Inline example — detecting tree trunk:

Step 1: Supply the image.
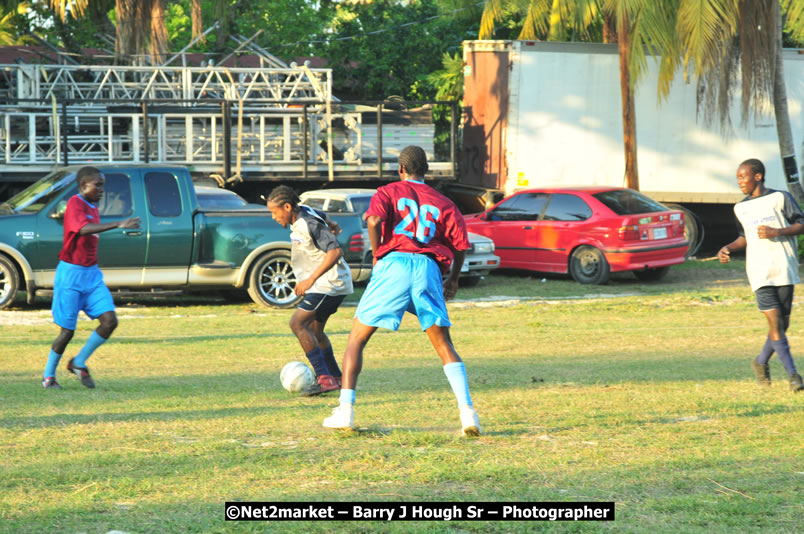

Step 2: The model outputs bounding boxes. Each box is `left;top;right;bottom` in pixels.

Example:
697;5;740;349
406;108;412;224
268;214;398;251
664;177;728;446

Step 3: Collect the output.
192;0;204;43
149;0;169;64
772;1;804;202
618;13;639;190
602;11;617;44
115;0;146;64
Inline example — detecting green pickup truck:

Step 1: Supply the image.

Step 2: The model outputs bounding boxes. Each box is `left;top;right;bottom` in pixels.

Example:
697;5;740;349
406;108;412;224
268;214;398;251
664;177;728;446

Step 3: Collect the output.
0;165;368;309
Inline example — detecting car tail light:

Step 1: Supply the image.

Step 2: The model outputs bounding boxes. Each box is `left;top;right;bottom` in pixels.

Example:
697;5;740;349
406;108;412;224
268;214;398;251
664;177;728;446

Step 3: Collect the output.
618;222;640;241
348;233;364;252
671;212;684;237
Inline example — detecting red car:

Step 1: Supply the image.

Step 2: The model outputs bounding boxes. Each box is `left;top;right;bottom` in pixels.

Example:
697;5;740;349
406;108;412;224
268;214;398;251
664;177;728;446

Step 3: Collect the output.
464;186;688;284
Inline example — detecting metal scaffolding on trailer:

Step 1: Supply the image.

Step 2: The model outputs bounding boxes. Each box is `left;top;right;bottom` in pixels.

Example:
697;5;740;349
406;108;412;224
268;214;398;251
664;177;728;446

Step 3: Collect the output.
0;61;454;184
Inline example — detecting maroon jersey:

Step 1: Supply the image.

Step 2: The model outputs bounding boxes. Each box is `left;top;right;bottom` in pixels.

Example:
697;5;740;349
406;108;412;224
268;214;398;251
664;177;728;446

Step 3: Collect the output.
366;179;470;273
59;194;100;266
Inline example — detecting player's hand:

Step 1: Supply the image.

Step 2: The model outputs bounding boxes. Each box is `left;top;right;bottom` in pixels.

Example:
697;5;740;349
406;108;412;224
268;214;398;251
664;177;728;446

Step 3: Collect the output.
119;217;141;229
327;221;342;236
717;246;731;263
294;277;313;296
443;278;459;301
757;225;779;239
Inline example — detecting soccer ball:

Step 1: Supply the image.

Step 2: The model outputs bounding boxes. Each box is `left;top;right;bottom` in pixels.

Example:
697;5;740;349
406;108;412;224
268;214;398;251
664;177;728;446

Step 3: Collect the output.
280;361;314;392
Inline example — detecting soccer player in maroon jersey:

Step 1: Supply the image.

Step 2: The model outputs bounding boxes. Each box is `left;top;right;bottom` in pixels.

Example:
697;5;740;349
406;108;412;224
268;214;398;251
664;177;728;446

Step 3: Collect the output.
323;145;481;435
42;167;140;389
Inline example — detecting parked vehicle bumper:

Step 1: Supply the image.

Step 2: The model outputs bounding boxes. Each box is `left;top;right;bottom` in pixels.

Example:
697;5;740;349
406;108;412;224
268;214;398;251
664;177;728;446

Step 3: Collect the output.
350;262;373;283
603;240;689;272
461;252;500;277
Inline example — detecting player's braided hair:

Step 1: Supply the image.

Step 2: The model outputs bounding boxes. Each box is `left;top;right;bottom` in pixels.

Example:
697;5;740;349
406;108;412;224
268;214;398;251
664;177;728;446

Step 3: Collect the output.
266;185;300;210
399;145;429;177
740;158;766;182
77;166;103;185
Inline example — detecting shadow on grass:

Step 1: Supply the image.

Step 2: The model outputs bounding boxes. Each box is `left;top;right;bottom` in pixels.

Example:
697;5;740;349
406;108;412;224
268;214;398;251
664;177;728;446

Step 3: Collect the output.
3;331;302;346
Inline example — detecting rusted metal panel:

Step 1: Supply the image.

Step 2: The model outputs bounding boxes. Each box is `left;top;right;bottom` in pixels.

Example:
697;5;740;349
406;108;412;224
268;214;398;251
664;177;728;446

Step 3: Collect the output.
461;42;509;190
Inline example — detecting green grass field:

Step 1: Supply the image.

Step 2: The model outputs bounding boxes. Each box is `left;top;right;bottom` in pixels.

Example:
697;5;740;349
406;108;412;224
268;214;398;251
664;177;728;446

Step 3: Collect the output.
1;259;802;533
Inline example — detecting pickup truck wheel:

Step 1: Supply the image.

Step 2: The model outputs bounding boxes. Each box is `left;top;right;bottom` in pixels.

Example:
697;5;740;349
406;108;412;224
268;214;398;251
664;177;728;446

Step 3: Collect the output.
247;250;302;308
569;246;610;285
0;255;20;309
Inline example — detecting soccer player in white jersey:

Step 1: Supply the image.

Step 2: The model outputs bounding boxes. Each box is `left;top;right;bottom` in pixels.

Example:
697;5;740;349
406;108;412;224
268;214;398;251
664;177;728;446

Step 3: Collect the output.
266;186;354;396
718;159;804;392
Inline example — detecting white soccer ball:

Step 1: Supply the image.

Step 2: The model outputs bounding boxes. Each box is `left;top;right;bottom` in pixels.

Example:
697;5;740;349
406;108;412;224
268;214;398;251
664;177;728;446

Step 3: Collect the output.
280;361;314;392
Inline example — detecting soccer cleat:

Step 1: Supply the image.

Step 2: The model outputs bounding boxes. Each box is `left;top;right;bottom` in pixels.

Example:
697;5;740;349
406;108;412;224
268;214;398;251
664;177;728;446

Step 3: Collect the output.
41;376;62;389
790;373;804;393
300;374;340;397
751;360;771;387
323;404;354;430
66;358;96;389
460;406;481;437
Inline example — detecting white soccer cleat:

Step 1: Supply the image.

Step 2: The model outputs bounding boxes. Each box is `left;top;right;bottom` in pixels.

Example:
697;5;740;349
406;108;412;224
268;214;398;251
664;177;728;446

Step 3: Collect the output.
323;404;354;430
460;406;481;436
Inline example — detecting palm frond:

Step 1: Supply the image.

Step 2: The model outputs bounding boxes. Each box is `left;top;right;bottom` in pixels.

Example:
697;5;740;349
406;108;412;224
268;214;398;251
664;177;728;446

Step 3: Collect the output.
479;0;506;39
676;0;738;76
782;0;804;41
519;0;552;40
50;0;89;22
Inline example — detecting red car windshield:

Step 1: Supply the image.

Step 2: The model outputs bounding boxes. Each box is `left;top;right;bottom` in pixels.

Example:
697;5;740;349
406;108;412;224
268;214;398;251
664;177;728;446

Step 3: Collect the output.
593;190;668;215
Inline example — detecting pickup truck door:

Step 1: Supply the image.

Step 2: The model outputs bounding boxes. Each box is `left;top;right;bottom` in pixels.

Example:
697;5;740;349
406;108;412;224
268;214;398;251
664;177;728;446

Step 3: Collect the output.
36;170;148;286
141;169;194;285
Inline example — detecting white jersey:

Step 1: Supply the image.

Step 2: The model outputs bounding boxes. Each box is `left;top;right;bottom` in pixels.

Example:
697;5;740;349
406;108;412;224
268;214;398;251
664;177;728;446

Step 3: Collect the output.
734;189;804;291
289;207;353;296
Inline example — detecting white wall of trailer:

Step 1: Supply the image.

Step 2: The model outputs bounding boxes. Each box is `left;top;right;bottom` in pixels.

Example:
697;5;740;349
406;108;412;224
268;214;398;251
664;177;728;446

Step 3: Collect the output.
503;41;804;201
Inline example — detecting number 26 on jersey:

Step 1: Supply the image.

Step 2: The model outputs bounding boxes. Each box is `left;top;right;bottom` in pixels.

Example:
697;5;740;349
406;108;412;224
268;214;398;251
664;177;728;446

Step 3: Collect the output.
394;197;441;244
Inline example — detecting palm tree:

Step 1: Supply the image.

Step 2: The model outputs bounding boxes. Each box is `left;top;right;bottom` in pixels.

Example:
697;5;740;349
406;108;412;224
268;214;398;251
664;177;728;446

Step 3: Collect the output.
0;2;29;46
661;0;804;201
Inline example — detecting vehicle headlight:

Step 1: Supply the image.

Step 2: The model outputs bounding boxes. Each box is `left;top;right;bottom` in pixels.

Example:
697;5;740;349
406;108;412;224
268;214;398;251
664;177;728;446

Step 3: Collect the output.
473;241;494;254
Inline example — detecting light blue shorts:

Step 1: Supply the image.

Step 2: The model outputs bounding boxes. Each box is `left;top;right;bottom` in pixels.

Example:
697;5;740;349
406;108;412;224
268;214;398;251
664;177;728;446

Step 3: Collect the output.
356;252;451;331
52;261;115;330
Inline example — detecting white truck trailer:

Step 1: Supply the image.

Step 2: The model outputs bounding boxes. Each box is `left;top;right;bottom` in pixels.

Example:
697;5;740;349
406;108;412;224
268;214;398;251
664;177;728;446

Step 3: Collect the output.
461;40;804;254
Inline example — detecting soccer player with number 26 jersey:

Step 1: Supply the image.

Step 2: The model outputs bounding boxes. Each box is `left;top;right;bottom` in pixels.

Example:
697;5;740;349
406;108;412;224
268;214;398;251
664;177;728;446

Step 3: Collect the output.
323;145;481;435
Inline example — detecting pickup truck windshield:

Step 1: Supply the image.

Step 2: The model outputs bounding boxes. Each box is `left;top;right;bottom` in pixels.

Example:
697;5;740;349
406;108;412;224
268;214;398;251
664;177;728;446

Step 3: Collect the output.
2;171;75;214
349;196;372;218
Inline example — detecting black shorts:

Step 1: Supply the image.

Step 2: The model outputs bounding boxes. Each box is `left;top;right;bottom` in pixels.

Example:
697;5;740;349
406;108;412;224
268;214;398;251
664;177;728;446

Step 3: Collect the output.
298;293;346;322
755;285;794;316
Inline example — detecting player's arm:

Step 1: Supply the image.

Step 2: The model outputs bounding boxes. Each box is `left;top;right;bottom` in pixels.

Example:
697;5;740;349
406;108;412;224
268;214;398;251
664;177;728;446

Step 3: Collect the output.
366;214;383;266
325;217;341;236
79;217;141;235
443;249;466;301
718;236;747;263
758;193;804;238
757;223;804;239
294;247;342;296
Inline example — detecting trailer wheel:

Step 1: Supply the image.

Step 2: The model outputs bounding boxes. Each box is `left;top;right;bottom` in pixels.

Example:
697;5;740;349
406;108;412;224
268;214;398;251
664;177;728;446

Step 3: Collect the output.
633;266;670;282
664;204;704;257
569;246;610;285
0;255;19;309
246;250;302;308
